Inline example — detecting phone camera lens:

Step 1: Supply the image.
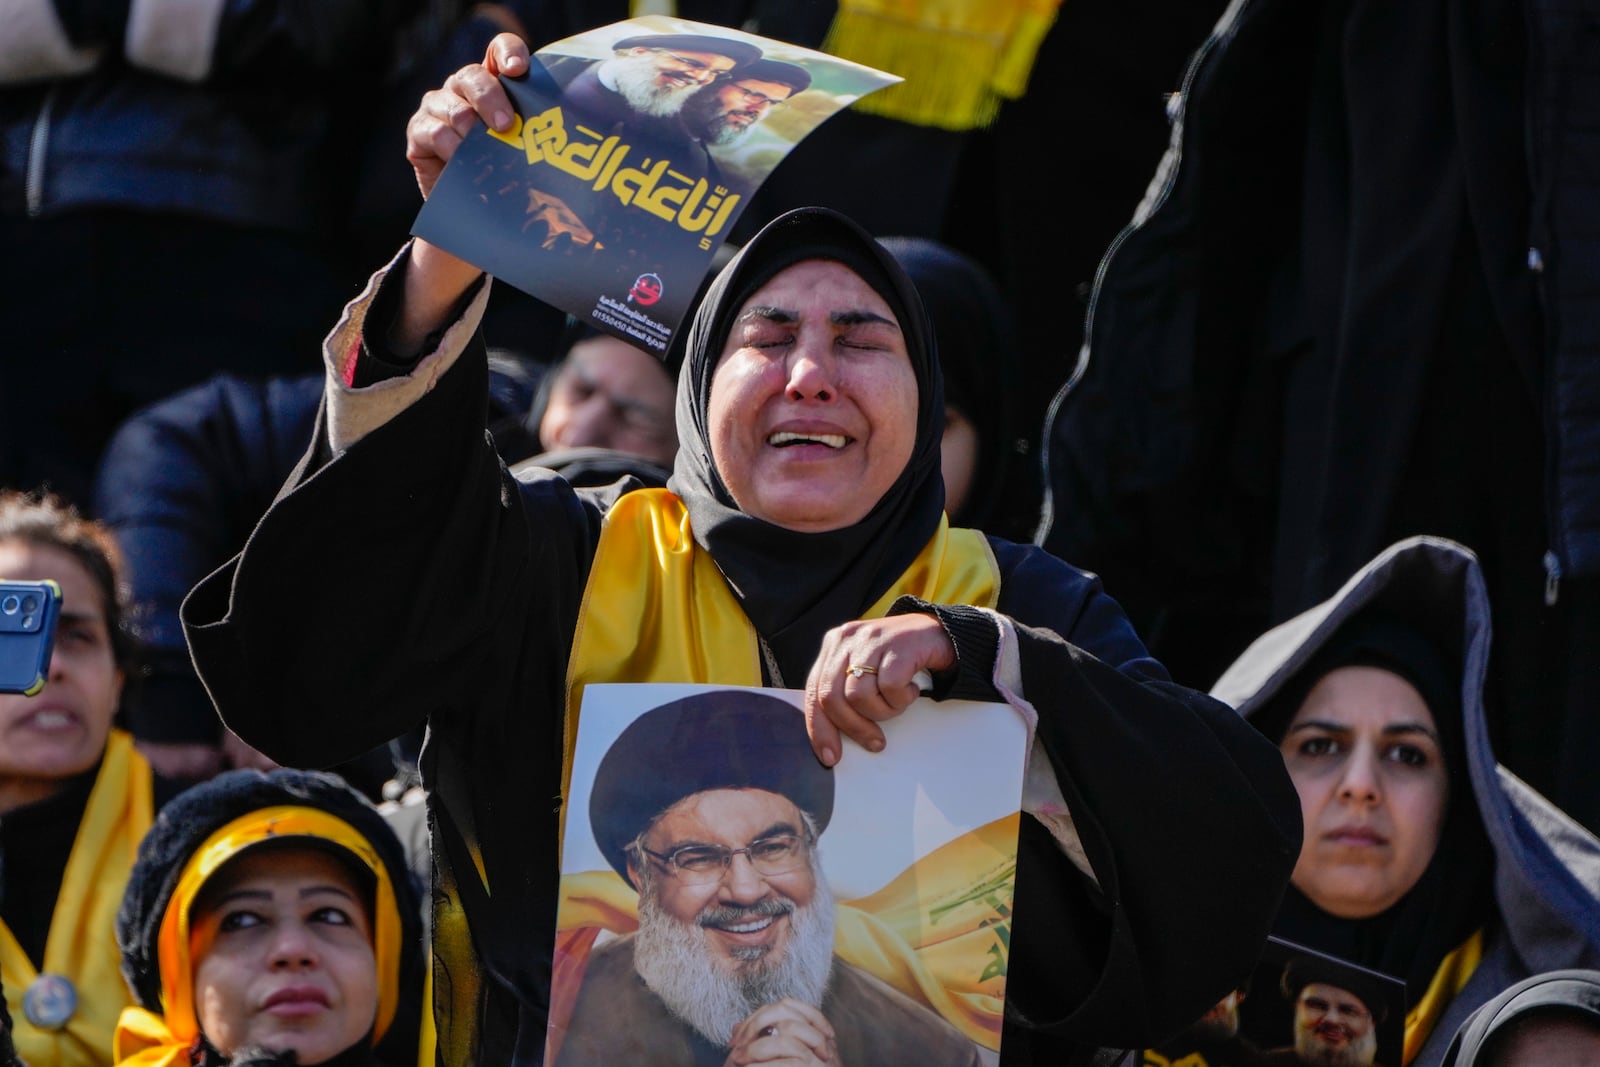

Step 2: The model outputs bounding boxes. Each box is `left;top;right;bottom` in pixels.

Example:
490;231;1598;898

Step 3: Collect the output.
20;594;39;613
1;595;19;614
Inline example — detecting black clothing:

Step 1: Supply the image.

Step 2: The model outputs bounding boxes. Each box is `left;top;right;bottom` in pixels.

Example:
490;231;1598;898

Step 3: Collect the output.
1037;0;1600;833
0;767;95;970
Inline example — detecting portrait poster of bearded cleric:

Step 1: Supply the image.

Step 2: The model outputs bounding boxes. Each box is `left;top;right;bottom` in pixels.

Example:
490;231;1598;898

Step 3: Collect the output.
412;16;898;361
547;683;1028;1066
1145;936;1406;1067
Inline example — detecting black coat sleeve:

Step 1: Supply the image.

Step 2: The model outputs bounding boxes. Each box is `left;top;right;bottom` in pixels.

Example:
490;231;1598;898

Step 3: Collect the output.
984;542;1302;1059
180;327;599;771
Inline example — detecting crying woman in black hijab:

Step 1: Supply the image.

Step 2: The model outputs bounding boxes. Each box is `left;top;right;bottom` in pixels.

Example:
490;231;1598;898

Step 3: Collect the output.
190;33;1307;1058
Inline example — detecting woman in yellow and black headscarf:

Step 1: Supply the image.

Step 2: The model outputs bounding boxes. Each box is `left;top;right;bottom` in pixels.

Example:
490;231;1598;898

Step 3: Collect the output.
112;768;424;1067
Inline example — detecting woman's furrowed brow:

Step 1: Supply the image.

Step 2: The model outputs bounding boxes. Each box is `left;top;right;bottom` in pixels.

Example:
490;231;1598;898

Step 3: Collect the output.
738;305;797;326
831;310;899;330
734;306;898;330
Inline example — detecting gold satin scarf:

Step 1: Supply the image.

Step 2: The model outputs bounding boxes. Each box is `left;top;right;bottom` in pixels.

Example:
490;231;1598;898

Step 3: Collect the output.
1;730;153;1067
1402;929;1483;1064
559;487;1000;808
554;488;1008;1048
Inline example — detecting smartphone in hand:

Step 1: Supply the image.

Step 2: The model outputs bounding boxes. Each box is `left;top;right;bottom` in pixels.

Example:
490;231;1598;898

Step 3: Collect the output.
0;579;62;695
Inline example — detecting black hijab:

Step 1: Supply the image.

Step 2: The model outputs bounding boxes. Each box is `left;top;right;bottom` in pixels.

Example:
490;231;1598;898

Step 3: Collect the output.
1253;613;1495;1000
877;235;1020;532
667;207;946;686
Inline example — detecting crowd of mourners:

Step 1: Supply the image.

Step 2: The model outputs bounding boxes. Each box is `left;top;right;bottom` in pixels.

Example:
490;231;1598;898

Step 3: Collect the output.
3;3;1599;1067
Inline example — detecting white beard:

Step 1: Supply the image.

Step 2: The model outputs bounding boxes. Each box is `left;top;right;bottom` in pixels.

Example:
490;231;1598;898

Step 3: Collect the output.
607;54;697;117
1295;1022;1378;1067
632;872;836;1047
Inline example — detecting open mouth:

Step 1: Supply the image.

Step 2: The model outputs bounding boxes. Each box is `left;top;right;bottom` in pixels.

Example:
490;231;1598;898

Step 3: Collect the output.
713;914;777;934
768;431;848;449
699;899;794;941
20;708;78;731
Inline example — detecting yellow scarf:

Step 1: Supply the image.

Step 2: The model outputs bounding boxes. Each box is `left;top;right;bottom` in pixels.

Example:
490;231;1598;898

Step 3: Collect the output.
559;488;1000;806
1402;929;1483;1064
823;0;1066;130
1;730;152;1067
554;488;1009;1048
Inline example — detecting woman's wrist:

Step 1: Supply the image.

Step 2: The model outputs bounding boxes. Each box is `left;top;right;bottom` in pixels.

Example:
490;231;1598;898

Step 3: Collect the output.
390;239;483;357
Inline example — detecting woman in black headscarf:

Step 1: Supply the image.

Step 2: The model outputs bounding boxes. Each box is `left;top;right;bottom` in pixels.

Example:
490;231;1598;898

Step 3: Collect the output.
1209;536;1600;1066
180;32;1302;1067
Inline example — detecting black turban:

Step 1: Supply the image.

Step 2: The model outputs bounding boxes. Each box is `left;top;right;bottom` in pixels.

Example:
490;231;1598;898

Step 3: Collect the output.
613;34;761;66
1279;953;1397;1025
589;689;834;885
733;59;812;94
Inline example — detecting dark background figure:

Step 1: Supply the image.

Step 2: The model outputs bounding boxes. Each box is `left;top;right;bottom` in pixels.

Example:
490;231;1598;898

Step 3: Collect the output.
941;0;1232;536
879;235;1029;540
1036;0;1600;835
1140;983;1266;1067
0;0;423;510
521;321;680;474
